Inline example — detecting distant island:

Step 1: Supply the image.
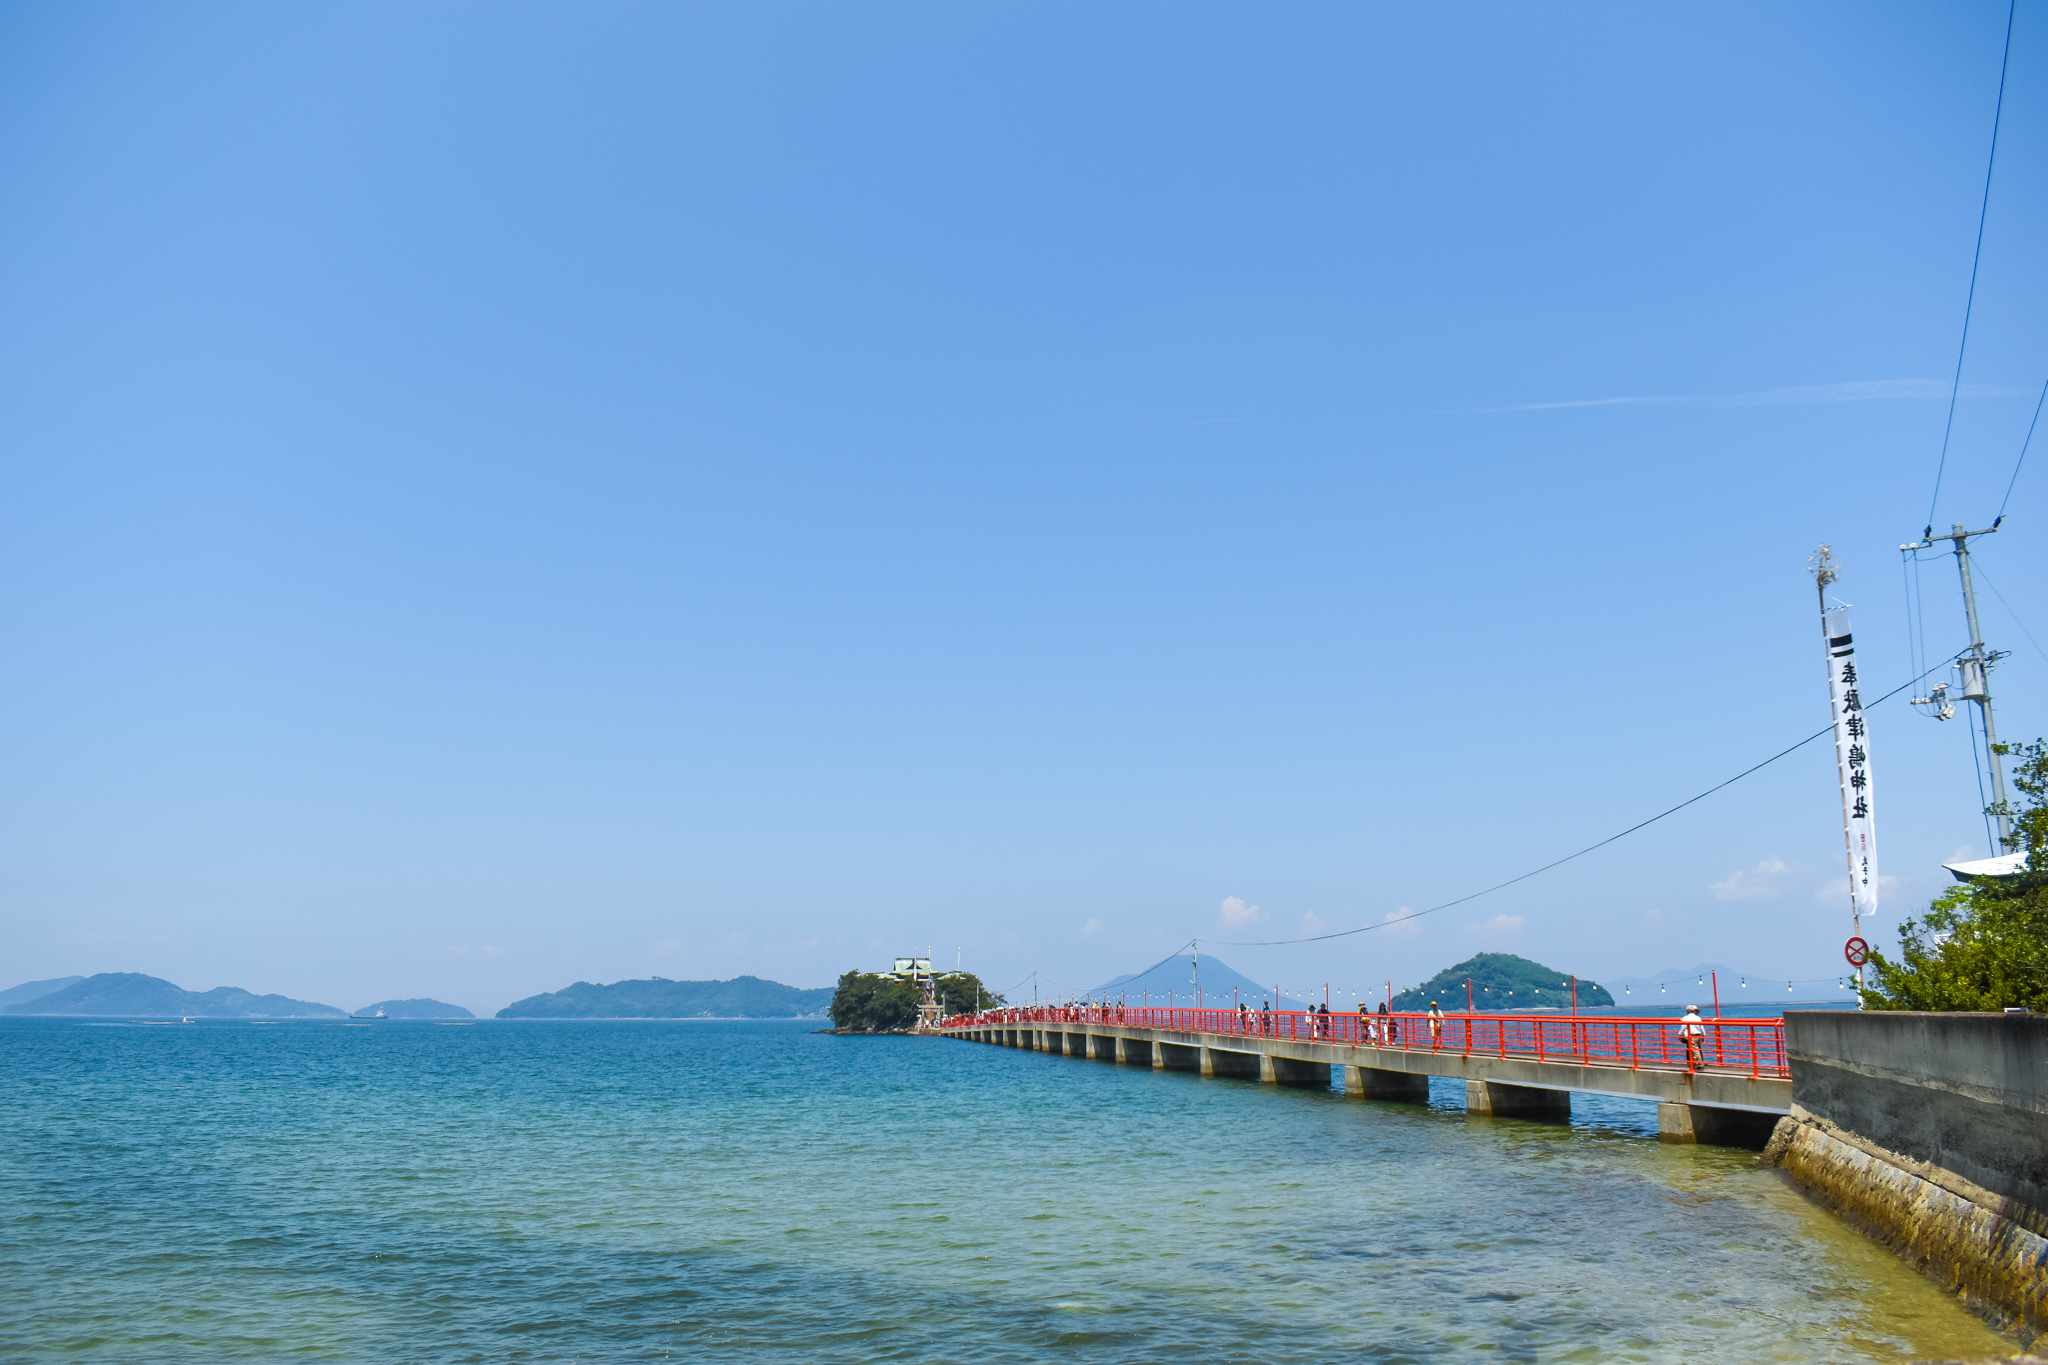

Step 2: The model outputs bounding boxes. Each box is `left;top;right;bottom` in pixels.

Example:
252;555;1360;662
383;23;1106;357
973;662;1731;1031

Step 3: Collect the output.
497;975;832;1019
0;976;85;1011
354;998;474;1019
1392;953;1614;1012
2;972;346;1018
1091;954;1269;1004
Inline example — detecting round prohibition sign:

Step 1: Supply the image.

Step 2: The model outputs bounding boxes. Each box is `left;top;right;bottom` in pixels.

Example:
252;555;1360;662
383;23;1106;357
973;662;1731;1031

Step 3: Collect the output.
1844;936;1870;968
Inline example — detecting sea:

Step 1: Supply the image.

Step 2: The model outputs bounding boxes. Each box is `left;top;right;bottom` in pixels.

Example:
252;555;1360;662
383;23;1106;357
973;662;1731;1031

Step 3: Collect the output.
1;1017;2016;1364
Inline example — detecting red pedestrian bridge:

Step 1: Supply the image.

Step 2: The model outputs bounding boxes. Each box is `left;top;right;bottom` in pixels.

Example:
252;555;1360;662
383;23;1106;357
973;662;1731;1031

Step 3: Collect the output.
939;1005;1791;1146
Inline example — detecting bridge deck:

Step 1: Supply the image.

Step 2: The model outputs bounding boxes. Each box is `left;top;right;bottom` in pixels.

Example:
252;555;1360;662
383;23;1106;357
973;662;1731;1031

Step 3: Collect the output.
942;1010;1790;1145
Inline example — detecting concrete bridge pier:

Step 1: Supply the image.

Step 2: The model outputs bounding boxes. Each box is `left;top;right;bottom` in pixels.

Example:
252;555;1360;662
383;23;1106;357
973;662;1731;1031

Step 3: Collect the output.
1116;1037;1151;1066
1658;1103;1778;1146
1467;1080;1571;1121
1203;1047;1262;1080
1157;1041;1201;1071
1260;1055;1332;1088
1088;1033;1117;1062
1345;1066;1430;1102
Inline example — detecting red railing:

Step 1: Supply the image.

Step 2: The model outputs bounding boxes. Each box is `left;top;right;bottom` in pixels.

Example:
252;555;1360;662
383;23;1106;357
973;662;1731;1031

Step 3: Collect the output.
940;1005;1787;1078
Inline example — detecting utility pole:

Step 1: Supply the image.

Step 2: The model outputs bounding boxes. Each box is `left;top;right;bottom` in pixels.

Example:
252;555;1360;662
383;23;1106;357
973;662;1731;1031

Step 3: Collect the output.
1902;521;2013;848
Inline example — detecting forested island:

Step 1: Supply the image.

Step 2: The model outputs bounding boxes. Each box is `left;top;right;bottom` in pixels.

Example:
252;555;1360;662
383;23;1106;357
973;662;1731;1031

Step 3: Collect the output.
827;969;1000;1032
497;975;832;1018
1391;954;1613;1011
2;972;346;1018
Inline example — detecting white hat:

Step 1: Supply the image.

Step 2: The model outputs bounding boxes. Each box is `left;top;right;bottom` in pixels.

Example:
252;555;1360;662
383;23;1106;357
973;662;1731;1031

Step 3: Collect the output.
1683;1005;1701;1015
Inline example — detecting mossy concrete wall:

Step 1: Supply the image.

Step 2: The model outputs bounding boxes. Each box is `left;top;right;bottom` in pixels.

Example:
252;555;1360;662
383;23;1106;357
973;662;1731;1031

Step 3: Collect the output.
1786;1011;2047;1213
1765;1011;2048;1336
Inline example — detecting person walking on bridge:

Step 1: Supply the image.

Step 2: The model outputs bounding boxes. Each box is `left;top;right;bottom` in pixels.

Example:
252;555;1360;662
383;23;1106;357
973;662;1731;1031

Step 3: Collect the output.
1680;1005;1706;1069
1428;1002;1444;1048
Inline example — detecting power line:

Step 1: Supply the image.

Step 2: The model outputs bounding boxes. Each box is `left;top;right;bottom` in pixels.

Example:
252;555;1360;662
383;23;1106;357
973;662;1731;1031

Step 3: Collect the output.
1971;558;2047;665
1926;0;2017;536
1998;376;2046;521
1211;659;1961;949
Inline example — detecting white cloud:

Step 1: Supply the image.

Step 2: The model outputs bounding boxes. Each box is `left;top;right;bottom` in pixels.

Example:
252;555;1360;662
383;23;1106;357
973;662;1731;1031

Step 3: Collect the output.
1712;857;1791;901
1643;906;1681;926
1480;379;2025;414
1949;845;1977;862
1080;918;1104;938
1219;896;1264;926
1299;911;1326;935
1382;908;1422;939
1464;914;1525;940
481;945;505;958
1816;874;1899;907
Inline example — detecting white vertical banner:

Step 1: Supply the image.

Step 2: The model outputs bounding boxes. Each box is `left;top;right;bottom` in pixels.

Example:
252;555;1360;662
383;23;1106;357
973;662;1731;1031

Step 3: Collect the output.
1823;605;1879;921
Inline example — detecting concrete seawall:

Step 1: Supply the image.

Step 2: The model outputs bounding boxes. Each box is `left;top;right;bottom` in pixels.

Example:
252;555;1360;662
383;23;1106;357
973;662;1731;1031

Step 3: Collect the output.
1763;1011;2048;1337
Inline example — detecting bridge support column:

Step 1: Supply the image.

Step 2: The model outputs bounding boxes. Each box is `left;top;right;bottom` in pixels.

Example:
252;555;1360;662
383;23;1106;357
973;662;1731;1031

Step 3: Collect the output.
1116;1037;1152;1066
1345;1066;1429;1101
1157;1041;1200;1071
1088;1033;1116;1061
1467;1080;1571;1120
1262;1055;1332;1088
1658;1103;1778;1147
1203;1048;1261;1080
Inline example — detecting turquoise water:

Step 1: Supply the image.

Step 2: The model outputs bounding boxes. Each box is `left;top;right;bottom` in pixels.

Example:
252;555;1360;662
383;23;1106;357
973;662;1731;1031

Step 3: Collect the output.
1;1018;2013;1363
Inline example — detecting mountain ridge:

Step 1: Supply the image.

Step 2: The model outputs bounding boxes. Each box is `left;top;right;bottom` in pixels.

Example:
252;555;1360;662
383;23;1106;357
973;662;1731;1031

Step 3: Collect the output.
3;972;345;1018
497;975;831;1019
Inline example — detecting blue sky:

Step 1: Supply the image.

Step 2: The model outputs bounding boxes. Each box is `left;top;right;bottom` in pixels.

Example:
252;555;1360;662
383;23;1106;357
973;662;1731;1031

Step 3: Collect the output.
1;2;2042;1015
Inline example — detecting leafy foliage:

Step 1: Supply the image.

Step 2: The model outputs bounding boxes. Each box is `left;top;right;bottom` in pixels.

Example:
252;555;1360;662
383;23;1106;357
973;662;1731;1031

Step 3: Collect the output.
826;970;1004;1031
1391;953;1613;1012
827;973;920;1031
1864;739;2048;1012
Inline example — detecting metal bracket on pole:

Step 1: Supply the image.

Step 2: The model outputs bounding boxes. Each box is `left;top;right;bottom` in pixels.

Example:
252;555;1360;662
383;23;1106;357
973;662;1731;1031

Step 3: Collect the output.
1899;522;2012;848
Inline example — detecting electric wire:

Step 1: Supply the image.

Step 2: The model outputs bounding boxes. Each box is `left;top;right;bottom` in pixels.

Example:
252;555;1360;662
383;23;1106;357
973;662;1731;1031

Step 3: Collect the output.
1210;658;1963;949
1969;701;1996;852
1971;558;2047;664
1901;551;1921;691
1926;0;2017;535
1998;375;2046;521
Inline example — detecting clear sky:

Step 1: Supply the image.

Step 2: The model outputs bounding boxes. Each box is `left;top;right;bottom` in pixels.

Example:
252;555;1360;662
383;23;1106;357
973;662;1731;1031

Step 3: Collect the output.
2;2;2042;1016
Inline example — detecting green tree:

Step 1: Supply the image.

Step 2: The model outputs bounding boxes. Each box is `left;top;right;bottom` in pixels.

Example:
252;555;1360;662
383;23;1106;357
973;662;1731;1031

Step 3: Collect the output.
827;969;1005;1030
827;972;920;1031
932;971;1001;1016
1864;739;2048;1012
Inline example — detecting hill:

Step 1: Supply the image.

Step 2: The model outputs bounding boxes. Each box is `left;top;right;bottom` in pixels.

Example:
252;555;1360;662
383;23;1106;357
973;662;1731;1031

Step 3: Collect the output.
1392;954;1614;1012
2;972;346;1018
1091;954;1272;1005
497;975;832;1019
354;998;474;1019
0;976;85;1010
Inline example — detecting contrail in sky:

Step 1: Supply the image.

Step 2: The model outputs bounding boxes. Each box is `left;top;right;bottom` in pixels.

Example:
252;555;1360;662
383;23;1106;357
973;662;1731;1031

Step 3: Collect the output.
1478;379;2027;414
